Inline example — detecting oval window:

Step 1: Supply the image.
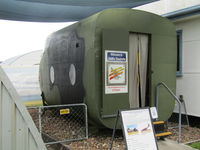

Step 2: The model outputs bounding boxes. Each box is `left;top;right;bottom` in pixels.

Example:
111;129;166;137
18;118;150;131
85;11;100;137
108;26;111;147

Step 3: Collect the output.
69;64;76;86
50;66;55;84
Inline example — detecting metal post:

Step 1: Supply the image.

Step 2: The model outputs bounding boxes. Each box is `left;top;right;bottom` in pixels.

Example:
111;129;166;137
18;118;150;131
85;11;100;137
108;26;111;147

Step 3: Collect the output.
178;101;182;143
183;101;190;128
179;95;190;128
85;104;88;139
38;107;42;135
110;111;120;150
155;85;160;120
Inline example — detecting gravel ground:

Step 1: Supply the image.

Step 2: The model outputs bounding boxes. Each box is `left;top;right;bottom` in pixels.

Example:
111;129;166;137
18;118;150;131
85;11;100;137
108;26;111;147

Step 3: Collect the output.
65;122;200;149
66;129;126;150
167;122;200;144
28;109;200;149
28;107;86;144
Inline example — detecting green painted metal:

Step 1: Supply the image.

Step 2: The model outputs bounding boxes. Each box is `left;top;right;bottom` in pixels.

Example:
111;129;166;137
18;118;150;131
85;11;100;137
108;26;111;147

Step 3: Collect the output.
39;8;177;128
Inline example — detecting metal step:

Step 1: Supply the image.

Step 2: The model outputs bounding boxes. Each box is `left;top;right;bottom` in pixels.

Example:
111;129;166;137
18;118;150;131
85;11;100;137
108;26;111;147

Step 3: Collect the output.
156;132;172;137
153;121;172;139
153;121;165;125
153;121;165;133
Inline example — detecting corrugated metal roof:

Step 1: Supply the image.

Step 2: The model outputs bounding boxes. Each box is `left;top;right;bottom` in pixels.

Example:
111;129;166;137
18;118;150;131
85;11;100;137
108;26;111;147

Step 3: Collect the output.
163;5;200;20
1;50;43;105
2;50;43;66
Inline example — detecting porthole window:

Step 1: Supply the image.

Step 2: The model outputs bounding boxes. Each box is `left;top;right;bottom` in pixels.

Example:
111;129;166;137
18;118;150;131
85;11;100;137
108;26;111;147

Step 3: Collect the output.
76;42;80;48
69;64;76;86
50;66;55;84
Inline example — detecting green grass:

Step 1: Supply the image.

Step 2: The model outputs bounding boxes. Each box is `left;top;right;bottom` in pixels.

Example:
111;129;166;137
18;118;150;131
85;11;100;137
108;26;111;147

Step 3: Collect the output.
189;142;200;149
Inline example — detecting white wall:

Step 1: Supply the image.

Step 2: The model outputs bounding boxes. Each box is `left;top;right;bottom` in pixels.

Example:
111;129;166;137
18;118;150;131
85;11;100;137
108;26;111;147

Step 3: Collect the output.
136;0;200;117
175;16;200;117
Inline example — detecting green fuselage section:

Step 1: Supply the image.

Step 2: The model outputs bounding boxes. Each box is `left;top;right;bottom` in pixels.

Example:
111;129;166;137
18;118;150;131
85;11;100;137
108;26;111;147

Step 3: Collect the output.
39;8;177;128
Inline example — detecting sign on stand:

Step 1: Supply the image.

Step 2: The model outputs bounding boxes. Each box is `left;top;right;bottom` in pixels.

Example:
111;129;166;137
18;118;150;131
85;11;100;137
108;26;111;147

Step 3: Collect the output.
120;108;158;150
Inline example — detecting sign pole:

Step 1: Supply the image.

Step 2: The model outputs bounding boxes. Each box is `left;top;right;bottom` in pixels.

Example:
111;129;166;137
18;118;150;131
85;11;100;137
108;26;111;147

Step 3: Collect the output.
110;110;120;150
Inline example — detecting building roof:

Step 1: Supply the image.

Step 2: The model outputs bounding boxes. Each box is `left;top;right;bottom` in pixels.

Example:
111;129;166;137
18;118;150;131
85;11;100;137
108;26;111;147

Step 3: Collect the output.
135;0;200;21
163;5;200;20
1;50;43;105
0;0;157;22
2;50;43;66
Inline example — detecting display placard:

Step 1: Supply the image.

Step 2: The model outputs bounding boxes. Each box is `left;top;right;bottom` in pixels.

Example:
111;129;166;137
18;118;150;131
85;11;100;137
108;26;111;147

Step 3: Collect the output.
120;108;158;150
150;107;158;120
105;50;128;94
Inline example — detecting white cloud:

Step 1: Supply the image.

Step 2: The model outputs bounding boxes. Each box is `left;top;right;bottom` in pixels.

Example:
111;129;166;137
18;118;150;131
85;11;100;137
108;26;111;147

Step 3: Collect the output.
0;20;75;61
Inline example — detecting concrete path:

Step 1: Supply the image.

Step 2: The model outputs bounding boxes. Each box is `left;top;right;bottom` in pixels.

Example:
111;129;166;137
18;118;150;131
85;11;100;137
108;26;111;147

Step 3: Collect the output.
158;139;197;150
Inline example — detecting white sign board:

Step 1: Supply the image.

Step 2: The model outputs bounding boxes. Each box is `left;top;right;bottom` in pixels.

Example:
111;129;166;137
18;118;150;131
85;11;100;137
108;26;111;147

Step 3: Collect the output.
105;50;128;94
120;108;158;150
150;107;158;120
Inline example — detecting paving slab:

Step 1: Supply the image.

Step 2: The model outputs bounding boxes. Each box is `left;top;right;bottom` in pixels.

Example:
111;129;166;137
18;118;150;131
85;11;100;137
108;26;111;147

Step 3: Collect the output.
158;139;197;150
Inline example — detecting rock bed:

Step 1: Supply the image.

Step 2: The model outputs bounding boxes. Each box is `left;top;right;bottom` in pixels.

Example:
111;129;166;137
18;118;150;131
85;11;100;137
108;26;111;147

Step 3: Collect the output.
65;129;126;150
65;122;200;149
167;122;200;143
28;109;200;149
28;108;86;144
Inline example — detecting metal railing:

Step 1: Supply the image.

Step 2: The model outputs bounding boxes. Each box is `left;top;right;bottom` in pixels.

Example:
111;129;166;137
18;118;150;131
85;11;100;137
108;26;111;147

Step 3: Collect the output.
155;82;182;143
28;103;88;145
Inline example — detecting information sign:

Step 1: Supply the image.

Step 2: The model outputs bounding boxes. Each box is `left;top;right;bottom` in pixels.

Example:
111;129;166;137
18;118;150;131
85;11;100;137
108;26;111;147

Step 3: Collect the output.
120;108;158;150
150;107;158;120
105;50;128;94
